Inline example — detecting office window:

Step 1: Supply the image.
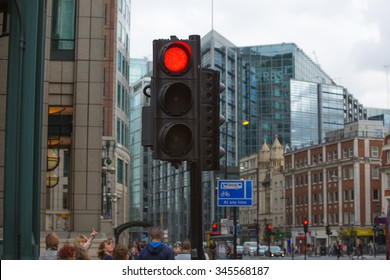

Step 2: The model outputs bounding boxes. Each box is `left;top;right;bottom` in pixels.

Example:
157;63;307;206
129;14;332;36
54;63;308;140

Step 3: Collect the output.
117;158;123;184
349;147;353;157
387;150;390;163
51;0;75;60
344;190;349;201
373;189;379;201
372;167;379;179
371;146;379;157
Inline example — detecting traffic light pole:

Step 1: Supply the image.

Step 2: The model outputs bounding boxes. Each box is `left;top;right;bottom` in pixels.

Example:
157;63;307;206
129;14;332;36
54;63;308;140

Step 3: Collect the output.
190;161;204;260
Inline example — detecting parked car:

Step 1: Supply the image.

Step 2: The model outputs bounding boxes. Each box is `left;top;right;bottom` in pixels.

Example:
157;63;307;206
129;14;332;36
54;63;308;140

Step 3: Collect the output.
265;246;285;257
243;241;258;256
258;245;268;256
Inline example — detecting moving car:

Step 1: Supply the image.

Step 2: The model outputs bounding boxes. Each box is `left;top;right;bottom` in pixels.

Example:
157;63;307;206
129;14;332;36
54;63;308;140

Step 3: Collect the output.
265;246;285;257
258;245;268;256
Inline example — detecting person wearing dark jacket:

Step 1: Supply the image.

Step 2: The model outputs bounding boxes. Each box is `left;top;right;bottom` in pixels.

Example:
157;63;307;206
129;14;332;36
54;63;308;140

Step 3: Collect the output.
139;226;175;260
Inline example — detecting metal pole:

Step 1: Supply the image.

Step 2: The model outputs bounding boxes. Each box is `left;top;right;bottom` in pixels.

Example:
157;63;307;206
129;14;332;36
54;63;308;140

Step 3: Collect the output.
256;169;259;256
190;162;204;260
304;233;307;260
233;207;237;259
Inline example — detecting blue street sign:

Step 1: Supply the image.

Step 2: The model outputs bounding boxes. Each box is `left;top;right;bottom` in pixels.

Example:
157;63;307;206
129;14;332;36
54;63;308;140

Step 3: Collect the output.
217;180;253;207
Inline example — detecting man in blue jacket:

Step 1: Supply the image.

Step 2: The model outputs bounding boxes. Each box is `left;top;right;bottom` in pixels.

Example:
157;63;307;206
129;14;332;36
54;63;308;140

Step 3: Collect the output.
139;226;175;260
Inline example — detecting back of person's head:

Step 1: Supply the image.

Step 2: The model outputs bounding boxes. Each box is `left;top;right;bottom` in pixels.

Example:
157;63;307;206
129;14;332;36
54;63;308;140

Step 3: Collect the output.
75;245;91;260
45;232;60;250
181;240;191;252
58;243;76;260
149;226;164;241
113;244;129;260
74;235;88;246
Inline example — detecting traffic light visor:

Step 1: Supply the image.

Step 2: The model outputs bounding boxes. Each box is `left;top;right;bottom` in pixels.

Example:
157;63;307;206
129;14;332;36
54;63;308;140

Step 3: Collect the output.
162;42;191;73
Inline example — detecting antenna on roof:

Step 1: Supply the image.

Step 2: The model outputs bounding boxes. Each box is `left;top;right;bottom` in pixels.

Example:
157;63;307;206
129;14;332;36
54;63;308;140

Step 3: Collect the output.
312;51;319;66
211;0;214;30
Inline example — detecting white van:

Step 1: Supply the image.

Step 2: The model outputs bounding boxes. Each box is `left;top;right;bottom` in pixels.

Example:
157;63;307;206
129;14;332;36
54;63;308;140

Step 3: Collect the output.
243;241;257;256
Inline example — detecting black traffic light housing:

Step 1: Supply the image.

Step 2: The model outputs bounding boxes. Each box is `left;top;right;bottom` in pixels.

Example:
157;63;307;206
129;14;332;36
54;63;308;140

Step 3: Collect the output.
303;217;309;233
325;225;332;235
200;68;226;171
146;35;201;165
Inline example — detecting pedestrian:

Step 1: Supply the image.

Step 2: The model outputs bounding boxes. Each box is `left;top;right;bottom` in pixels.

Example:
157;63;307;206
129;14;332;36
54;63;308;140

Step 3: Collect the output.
113;244;129;260
97;239;114;260
75;245;91;260
139;226;175;260
58;243;76;260
129;240;140;260
39;232;60;260
335;242;341;260
74;228;97;251
173;243;182;257
356;240;363;259
175;240;191;260
368;241;373;255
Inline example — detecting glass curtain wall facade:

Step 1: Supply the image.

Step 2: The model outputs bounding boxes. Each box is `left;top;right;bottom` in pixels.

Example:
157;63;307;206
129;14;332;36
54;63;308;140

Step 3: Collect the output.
236;43;335;157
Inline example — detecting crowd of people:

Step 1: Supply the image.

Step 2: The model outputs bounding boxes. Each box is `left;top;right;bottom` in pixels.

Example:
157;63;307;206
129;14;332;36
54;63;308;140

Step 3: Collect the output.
39;226;197;260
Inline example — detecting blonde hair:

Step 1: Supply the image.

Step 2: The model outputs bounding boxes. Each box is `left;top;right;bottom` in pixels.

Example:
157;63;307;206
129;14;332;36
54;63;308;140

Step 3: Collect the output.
74;235;88;246
45;232;60;250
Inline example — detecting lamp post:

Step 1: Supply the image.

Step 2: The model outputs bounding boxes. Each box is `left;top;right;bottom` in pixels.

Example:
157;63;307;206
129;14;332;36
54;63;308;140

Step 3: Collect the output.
226;120;249;259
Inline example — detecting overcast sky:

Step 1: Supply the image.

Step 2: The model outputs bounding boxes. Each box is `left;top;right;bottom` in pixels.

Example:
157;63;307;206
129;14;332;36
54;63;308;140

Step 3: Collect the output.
130;0;390;109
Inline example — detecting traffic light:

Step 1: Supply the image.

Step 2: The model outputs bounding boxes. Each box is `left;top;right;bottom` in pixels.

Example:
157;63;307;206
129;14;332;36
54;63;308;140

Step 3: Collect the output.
149;35;201;164
200;68;226;171
303;217;309;233
325;225;332;235
267;223;273;234
212;222;218;232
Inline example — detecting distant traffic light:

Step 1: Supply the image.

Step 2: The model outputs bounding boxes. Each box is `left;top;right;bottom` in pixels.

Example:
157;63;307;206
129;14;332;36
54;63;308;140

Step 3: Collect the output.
148;35;201;165
303;217;309;233
267;223;273;234
212;222;218;232
200;68;226;171
325;225;332;235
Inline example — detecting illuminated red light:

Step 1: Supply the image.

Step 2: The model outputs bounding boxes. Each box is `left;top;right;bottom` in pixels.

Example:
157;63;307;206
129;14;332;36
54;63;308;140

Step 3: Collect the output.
303;219;308;225
163;42;191;73
267;224;272;230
